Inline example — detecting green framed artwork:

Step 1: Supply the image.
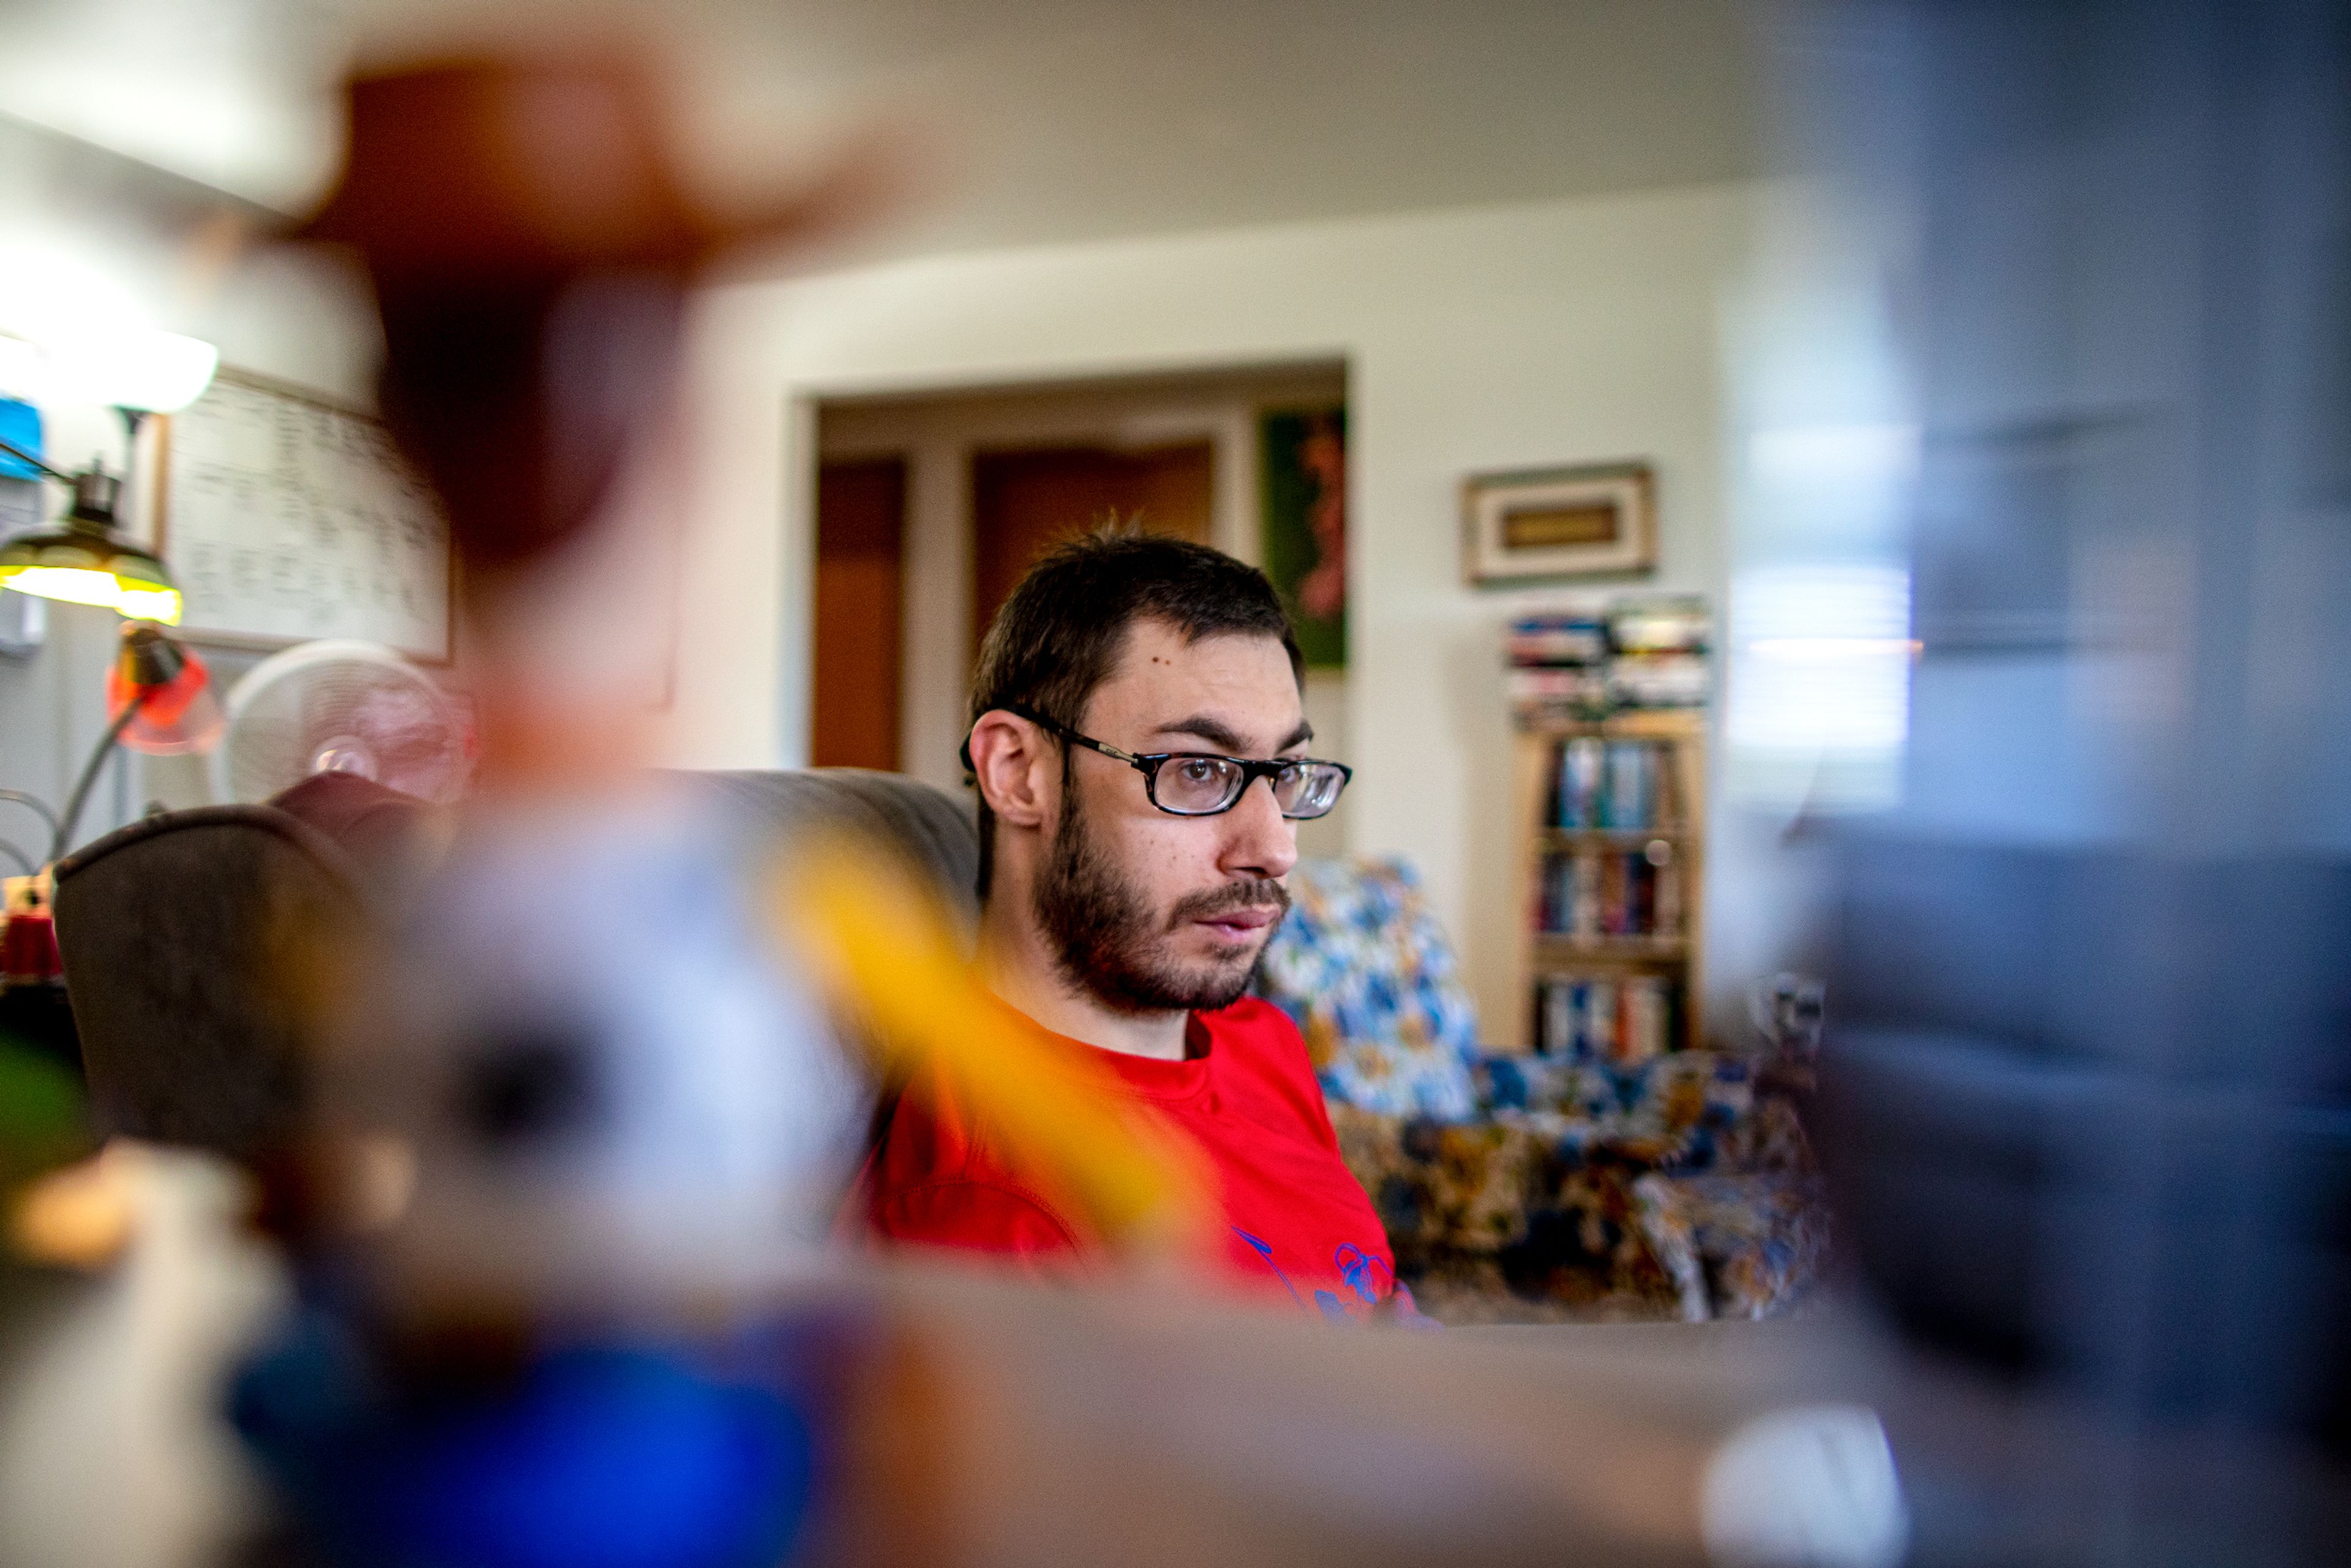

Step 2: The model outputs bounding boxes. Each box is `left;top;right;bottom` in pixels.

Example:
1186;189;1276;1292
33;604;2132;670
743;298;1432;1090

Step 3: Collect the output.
1259;407;1346;669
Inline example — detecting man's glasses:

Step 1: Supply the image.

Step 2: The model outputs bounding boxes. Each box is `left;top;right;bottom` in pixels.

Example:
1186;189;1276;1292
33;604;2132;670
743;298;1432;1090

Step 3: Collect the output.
999;705;1352;819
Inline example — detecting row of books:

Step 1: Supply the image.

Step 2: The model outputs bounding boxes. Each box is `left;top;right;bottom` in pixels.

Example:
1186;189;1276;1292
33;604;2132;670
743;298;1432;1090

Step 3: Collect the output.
1504;658;1709;715
1505;614;1609;666
1535;847;1683;940
1506;595;1712;722
1536;973;1681;1065
1609;596;1711;655
1547;737;1677;831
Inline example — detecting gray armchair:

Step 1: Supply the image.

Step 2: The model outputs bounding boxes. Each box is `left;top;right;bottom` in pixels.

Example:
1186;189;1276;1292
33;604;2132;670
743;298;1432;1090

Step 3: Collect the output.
51;768;976;1166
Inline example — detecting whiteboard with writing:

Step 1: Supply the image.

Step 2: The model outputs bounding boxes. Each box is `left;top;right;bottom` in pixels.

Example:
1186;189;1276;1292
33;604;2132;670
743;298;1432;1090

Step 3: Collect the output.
159;369;452;661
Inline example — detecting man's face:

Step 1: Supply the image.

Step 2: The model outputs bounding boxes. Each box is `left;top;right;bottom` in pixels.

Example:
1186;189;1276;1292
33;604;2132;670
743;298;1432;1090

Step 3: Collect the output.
1033;618;1307;1015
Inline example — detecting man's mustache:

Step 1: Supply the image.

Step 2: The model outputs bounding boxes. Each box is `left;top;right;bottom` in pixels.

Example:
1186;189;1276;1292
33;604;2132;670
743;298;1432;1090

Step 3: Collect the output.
1167;879;1291;929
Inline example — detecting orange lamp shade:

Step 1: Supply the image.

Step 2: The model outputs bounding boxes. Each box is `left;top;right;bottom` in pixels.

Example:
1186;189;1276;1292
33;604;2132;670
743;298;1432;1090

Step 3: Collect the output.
106;641;223;755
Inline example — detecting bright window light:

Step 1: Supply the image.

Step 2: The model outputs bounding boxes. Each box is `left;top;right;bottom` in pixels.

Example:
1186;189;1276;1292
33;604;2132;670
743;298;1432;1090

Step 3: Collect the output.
1747;422;1921;490
1727;562;1914;812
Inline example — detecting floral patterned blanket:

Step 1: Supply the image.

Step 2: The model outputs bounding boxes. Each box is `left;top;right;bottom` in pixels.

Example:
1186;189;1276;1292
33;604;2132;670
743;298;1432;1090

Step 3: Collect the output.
1325;1055;1826;1321
1257;857;1828;1322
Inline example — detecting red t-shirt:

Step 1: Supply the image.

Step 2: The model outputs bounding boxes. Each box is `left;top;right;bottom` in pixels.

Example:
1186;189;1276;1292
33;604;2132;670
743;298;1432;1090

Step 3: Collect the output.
858;996;1415;1323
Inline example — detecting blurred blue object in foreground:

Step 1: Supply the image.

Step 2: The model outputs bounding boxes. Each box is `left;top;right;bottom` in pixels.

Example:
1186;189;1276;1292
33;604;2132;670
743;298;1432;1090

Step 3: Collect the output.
232;1315;819;1568
1757;0;2351;1560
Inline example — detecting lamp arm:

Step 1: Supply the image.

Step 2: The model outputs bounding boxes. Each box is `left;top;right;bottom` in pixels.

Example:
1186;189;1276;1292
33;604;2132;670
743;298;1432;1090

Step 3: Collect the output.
0;432;74;486
51;700;141;865
0;790;60;842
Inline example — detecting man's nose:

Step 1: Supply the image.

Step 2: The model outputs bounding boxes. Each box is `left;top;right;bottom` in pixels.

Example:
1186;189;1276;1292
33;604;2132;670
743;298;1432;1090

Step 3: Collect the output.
1220;774;1299;882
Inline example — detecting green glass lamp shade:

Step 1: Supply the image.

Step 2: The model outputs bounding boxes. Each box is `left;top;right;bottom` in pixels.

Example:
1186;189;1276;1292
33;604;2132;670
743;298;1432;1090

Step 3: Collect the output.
0;468;182;623
0;528;182;623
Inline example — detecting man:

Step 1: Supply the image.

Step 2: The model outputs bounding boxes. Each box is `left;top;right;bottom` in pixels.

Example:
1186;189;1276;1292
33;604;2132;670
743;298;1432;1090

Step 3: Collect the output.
859;532;1412;1321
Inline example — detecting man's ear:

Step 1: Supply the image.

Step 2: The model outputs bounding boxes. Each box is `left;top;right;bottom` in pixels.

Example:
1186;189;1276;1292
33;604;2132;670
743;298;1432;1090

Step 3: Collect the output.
967;711;1054;830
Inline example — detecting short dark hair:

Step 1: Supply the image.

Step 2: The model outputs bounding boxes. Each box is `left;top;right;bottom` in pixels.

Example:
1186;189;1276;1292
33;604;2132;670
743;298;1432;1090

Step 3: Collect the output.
967;530;1303;898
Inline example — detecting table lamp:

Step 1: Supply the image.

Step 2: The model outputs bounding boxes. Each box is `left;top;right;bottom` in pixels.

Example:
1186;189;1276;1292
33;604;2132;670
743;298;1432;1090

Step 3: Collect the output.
0;455;181;623
49;621;221;863
0;326;215;625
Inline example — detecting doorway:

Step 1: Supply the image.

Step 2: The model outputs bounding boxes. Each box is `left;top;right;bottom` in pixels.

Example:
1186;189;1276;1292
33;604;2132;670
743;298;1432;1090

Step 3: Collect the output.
813;362;1348;853
969;440;1214;656
811;456;906;770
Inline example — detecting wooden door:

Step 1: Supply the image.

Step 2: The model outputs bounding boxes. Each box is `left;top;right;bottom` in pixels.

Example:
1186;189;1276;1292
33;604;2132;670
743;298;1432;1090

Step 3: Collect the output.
812;457;906;770
969;442;1214;655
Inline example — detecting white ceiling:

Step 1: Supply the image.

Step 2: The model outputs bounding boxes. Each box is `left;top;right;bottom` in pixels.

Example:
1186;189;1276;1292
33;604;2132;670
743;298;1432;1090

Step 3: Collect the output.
0;0;1760;259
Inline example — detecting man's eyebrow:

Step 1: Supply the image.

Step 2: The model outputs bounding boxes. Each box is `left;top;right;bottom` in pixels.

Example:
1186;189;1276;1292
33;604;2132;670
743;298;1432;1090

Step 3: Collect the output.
1150;715;1316;754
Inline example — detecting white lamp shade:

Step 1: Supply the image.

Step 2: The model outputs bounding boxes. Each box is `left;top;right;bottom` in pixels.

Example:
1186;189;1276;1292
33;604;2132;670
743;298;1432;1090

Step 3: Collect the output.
0;335;48;403
50;329;218;415
100;330;217;414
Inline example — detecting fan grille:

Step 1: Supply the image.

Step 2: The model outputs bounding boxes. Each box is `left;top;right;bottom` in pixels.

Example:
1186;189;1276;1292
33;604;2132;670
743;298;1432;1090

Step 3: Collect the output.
219;643;469;805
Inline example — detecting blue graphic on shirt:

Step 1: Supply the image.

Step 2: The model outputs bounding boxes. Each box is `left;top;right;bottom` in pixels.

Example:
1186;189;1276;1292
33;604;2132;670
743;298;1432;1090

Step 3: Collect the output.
1333;1243;1392;1304
1231;1228;1310;1311
1233;1228;1393;1323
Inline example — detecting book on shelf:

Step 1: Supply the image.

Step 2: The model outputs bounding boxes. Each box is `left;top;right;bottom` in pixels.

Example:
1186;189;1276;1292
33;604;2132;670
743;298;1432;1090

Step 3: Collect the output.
1506;665;1611;714
1552;736;1602;828
1602;741;1648;828
1607;594;1711;654
1505;611;1611;725
1505;595;1713;722
1536;973;1679;1064
1535;845;1680;941
1608;651;1710;709
1545;737;1676;831
1652;850;1682;939
1621;976;1673;1065
1572;852;1601;939
1506;611;1610;667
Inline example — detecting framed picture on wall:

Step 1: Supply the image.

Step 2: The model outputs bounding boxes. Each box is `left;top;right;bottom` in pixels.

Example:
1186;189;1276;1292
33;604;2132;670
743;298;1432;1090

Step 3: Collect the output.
1462;460;1655;585
1259;407;1346;667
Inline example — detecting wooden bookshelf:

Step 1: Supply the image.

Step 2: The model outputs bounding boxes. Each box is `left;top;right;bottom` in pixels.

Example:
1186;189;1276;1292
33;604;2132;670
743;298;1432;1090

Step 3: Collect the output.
1502;707;1706;1055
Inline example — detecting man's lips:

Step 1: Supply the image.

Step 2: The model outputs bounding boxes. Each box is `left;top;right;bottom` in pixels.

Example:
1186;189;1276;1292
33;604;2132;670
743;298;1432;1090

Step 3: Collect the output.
1194;907;1281;936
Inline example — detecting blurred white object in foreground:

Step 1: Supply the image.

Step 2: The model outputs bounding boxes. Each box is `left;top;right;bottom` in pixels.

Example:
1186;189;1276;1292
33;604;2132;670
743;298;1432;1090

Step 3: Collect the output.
318;790;871;1316
1701;1403;1908;1568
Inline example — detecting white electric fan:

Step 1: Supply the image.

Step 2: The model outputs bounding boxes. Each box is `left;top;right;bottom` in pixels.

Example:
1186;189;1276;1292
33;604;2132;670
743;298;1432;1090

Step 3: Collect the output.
210;639;473;805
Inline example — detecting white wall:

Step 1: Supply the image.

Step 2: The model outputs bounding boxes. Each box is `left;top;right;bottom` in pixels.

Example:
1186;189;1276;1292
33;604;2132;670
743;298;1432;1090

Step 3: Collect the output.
0;118;378;853
673;183;1757;1038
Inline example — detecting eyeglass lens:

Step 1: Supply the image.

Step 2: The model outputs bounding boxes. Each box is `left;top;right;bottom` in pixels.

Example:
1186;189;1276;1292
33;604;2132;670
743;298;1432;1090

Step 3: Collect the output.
1149;756;1348;819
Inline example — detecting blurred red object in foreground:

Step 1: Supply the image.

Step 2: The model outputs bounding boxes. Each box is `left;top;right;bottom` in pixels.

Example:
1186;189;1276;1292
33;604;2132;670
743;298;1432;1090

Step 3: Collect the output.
296;52;899;580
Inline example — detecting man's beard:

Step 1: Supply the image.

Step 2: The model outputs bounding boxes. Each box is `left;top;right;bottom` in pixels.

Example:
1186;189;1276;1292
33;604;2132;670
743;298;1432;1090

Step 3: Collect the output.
1032;782;1291;1016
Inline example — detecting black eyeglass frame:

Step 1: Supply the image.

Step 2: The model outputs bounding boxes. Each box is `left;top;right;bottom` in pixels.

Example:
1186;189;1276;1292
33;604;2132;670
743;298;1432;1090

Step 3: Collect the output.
970;704;1354;819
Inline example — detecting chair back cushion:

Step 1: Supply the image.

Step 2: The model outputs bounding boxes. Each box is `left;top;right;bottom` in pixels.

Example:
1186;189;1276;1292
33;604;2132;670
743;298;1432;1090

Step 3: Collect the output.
675;768;980;936
54;768;977;1167
54;806;367;1161
1256;856;1480;1120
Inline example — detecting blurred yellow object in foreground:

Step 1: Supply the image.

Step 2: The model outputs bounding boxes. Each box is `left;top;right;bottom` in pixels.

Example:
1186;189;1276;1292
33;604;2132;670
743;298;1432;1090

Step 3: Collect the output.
777;840;1207;1253
10;1144;140;1270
